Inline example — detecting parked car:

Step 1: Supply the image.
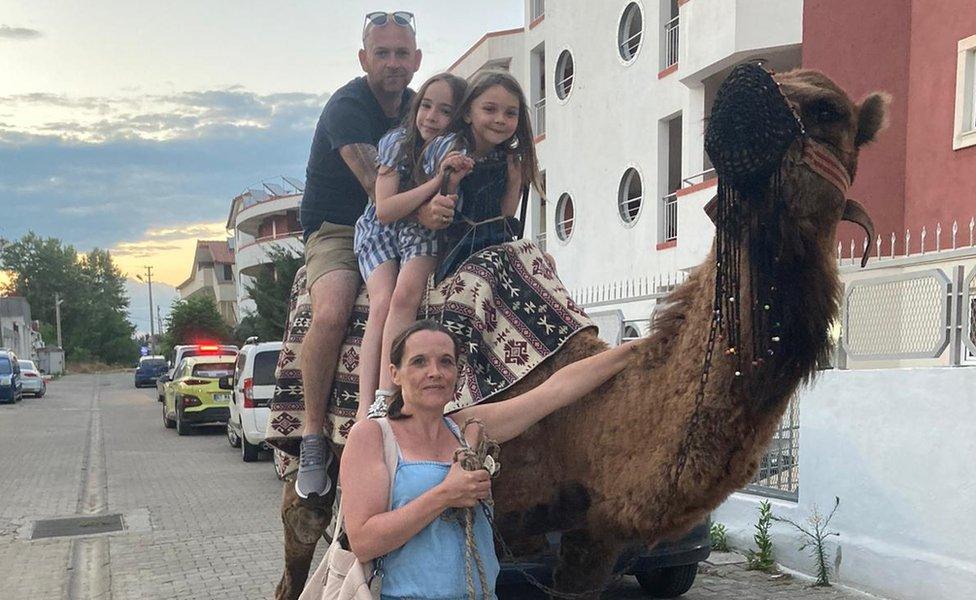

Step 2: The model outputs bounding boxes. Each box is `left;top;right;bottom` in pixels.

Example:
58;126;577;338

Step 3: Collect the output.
134;355;168;388
224;341;281;462
18;359;45;397
157;343;238;401
497;519;711;598
161;355;236;435
0;349;23;404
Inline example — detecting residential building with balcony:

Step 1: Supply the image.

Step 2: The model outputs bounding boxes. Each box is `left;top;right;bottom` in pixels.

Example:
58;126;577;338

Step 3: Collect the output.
445;3;976;598
449;0;803;332
225;176;305;317
176;240;238;325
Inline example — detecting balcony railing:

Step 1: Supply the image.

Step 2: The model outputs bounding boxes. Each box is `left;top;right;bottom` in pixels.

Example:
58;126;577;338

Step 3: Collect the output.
681;167;717;188
535;231;547;252
237;229;303;253
534;97;546;137
662;193;678;242
531;0;545;22
664;16;679;68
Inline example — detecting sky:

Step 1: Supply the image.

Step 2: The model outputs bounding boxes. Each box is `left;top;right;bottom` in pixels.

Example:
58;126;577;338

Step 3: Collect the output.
0;0;525;290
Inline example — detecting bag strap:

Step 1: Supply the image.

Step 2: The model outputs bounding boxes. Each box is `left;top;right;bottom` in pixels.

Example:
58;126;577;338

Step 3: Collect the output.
372;417;400;508
331;418;400;542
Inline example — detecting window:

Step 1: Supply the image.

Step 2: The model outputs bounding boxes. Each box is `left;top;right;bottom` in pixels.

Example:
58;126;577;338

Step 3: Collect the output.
555;193;575;241
555;50;575;100
223;264;234;281
618;3;644;62
253;350;280;386
617;168;643;224
953;34;976;150
192;363;235;379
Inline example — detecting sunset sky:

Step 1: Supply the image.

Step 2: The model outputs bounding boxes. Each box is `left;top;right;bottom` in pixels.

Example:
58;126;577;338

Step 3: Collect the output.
1;0;523;286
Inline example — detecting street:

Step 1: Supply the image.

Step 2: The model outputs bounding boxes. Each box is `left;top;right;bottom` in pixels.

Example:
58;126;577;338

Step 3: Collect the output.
0;373;878;600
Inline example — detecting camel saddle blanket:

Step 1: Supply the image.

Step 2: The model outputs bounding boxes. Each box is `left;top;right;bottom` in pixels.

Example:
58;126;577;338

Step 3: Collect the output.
266;239;595;478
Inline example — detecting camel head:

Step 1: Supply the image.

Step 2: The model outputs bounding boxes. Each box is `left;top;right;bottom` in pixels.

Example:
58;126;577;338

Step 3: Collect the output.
774;69;891;258
700;64;891;380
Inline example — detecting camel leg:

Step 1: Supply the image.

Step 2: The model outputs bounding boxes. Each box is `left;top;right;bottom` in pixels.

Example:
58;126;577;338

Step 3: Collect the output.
552;529;621;600
274;476;336;600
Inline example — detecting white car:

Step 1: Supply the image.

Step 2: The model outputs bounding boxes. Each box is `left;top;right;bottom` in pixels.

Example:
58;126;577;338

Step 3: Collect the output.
226;341;280;462
18;360;46;397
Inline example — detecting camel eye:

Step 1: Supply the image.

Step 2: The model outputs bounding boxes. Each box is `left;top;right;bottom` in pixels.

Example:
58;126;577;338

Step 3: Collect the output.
808;100;843;124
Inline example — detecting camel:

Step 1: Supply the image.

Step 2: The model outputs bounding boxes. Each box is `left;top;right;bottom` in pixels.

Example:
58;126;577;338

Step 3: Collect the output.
274;68;890;599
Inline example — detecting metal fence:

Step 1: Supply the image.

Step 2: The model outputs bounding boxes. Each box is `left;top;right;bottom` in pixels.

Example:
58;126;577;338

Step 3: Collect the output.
746;395;800;500
664;16;679;68
534;97;546;137
531;0;545;22
662;193;678;241
843;269;951;360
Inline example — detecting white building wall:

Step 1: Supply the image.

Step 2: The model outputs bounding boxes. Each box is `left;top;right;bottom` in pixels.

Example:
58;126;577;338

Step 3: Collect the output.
714;367;976;600
450;0;803;318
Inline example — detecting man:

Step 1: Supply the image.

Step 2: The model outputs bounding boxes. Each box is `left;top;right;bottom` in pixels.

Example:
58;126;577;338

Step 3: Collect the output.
296;11;455;500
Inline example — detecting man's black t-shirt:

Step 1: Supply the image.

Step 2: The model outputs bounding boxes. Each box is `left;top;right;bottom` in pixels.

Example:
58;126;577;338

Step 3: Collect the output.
300;77;414;238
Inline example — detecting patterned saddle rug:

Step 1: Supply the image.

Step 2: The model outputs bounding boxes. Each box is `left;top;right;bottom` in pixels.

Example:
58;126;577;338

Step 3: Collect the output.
266;239;594;479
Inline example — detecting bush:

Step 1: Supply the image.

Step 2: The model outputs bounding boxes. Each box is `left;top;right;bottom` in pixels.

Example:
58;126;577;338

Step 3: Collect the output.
710;522;730;552
746;500;776;572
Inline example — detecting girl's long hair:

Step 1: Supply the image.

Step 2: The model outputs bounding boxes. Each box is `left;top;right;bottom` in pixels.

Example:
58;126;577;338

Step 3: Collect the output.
389;73;468;187
386;320;461;420
436;69;544;196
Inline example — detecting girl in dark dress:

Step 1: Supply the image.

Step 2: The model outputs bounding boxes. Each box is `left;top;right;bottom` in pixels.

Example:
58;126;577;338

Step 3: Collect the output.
420;70;544;282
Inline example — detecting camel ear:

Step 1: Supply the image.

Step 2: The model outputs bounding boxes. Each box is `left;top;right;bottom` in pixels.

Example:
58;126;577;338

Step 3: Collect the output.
855;92;891;147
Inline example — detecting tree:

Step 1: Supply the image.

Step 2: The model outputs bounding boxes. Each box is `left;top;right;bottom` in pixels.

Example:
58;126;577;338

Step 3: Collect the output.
161;295;233;356
241;245;303;342
1;233;137;364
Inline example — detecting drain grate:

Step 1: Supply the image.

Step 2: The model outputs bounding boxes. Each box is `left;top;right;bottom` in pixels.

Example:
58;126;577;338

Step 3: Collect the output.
31;513;124;540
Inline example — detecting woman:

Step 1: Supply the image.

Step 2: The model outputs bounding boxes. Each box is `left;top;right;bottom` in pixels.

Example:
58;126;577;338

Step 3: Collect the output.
340;319;637;600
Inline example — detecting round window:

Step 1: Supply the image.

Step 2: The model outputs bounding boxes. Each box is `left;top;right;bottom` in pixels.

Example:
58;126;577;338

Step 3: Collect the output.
617;168;643;224
555;50;575;100
618;3;644;61
556;193;575;241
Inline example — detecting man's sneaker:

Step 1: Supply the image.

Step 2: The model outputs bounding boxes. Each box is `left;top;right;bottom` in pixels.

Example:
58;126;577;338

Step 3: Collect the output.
295;433;334;500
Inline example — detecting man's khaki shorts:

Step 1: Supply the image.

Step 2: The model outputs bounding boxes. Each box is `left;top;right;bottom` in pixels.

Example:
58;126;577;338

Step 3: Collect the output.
304;221;361;288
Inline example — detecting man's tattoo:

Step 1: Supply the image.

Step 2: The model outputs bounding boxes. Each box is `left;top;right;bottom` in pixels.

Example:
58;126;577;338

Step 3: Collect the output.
340;143;379;199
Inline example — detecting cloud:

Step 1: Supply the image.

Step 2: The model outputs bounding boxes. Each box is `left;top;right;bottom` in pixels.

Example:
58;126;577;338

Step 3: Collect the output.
1;88;328;142
0;25;41;41
1;86;326;284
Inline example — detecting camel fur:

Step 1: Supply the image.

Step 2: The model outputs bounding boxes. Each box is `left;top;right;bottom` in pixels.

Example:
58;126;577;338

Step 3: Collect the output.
274;69;890;599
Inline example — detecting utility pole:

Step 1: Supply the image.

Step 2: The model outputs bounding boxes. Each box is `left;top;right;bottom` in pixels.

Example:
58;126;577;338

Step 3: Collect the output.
137;266;155;352
157;306;164;347
54;292;64;348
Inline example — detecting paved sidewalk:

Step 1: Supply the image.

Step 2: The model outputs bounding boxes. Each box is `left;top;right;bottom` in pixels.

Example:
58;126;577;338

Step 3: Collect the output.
0;373;883;599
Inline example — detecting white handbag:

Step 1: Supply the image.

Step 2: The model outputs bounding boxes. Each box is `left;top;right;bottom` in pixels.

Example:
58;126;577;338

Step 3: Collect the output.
299;418;400;600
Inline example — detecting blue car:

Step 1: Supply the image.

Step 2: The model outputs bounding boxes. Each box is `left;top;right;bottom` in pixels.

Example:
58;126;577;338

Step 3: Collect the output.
134;356;168;388
0;349;23;404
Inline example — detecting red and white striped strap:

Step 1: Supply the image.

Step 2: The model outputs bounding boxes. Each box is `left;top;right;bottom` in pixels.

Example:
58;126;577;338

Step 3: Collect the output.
802;139;851;194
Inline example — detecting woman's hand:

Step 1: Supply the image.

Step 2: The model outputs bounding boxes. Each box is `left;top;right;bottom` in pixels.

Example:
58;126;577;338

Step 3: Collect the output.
437;462;491;508
417;193;457;230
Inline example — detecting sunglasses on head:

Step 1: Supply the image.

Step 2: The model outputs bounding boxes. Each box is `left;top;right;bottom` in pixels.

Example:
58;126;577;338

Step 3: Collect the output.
364;11;416;33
